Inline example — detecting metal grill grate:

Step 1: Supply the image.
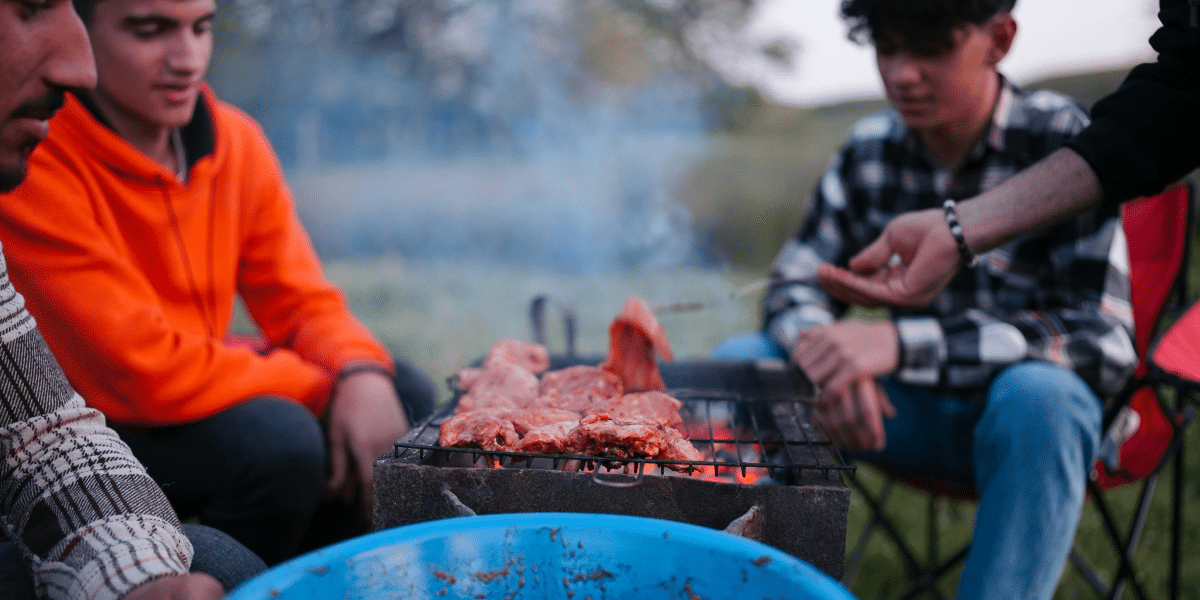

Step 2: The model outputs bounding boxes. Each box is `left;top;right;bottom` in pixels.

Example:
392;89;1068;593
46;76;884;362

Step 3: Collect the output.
392;385;854;484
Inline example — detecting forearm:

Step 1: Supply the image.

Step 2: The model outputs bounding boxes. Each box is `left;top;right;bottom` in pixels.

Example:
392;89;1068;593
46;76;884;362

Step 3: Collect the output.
955;148;1103;254
3;400;191;600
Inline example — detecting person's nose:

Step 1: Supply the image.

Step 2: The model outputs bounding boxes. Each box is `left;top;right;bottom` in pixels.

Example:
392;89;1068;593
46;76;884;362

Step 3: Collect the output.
44;5;98;92
880;53;922;88
166;30;210;74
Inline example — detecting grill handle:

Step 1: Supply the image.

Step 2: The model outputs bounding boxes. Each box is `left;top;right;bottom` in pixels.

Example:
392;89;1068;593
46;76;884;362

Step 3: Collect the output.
529;294;577;356
440;485;478;517
591;468;644;488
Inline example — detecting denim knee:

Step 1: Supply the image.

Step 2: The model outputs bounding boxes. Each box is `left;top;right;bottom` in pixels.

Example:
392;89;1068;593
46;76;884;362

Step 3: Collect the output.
977;362;1103;468
711;332;787;360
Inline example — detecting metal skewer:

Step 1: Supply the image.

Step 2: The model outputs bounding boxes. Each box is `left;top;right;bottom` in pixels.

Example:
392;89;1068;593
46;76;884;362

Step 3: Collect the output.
652;279;771;313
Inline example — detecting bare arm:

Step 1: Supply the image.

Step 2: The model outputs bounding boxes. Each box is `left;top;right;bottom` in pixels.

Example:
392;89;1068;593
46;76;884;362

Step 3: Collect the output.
955;147;1103;253
818;148;1103;307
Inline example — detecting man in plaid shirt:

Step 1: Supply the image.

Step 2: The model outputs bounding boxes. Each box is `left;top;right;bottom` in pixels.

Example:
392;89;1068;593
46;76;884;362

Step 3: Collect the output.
0;0;263;597
715;1;1135;598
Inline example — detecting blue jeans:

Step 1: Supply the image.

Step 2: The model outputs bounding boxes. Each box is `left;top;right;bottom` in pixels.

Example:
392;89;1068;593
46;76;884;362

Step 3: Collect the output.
713;333;1103;600
0;524;265;599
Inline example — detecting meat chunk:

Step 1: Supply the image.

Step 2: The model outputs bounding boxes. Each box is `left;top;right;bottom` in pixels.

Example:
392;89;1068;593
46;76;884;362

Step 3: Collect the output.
512;421;577;455
483;339;550;374
456;362;539;412
538;365;623;413
440;301;701;470
599;391;683;429
439;411;521;451
503;407;582;436
564;414;669;459
655;426;705;472
599;297;674;392
453;367;486;391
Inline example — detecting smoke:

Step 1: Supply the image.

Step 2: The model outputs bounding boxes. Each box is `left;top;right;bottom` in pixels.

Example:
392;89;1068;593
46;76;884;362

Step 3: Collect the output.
212;0;755;273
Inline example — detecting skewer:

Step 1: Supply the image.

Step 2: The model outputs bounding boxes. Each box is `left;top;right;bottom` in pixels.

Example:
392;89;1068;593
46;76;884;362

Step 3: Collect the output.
652;279;770;313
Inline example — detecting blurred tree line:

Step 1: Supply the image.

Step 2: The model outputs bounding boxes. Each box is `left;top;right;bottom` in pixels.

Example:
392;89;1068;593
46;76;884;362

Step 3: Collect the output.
208;0;792;168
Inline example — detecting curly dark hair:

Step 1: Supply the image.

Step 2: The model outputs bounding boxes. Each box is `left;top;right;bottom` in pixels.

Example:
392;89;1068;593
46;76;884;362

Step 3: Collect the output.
841;0;1017;54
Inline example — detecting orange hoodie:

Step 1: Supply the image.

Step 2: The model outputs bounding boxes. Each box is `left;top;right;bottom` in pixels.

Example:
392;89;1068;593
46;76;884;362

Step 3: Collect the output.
0;86;392;425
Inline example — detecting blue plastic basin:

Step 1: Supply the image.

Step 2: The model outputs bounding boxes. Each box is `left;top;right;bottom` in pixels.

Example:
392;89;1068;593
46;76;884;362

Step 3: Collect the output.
227;512;857;599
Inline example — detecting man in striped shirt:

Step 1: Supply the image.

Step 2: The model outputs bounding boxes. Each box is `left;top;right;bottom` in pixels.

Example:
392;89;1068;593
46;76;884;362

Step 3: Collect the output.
0;0;263;597
714;1;1135;598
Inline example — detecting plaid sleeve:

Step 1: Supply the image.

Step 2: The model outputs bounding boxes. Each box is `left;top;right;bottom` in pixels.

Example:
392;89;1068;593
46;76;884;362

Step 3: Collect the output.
0;250;191;600
894;208;1137;396
762;152;850;353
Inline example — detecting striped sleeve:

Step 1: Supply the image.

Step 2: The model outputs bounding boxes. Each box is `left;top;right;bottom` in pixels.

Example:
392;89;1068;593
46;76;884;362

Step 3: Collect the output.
0;247;191;600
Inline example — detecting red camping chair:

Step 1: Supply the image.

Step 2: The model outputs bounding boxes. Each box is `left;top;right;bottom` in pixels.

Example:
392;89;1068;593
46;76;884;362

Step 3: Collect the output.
842;182;1196;600
1146;298;1200;599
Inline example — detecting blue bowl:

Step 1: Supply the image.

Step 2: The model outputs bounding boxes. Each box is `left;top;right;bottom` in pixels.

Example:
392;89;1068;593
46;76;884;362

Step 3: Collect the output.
227;512;856;599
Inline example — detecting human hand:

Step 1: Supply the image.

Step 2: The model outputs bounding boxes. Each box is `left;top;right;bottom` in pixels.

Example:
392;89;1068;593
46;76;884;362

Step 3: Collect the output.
793;320;900;451
121;573;224;600
817;207;962;308
325;366;409;519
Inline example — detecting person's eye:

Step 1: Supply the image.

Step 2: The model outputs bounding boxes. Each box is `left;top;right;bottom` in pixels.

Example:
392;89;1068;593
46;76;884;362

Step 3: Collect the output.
131;23;167;38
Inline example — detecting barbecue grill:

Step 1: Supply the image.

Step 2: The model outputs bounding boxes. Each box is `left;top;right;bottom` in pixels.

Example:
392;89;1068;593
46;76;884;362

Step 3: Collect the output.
374;355;854;579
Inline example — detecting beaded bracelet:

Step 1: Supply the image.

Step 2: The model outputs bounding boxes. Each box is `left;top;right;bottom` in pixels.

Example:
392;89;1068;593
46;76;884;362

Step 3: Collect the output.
942;199;978;267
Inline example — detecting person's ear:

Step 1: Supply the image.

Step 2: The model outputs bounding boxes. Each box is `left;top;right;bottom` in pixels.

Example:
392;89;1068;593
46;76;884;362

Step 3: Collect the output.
985;13;1017;65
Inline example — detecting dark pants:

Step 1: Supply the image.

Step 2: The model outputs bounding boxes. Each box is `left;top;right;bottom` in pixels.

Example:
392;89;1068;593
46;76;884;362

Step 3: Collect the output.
0;524;266;598
113;360;437;566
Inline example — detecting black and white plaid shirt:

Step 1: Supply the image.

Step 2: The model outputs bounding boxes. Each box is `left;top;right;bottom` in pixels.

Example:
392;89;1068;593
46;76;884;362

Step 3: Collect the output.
0;244;191;599
765;79;1137;400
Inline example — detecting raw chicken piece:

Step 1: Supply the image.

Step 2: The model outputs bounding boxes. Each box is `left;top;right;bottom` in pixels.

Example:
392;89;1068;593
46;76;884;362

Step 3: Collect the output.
599;297;674;392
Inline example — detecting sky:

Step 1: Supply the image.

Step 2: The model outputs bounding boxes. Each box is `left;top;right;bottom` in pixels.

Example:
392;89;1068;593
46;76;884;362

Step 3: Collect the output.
733;0;1162;106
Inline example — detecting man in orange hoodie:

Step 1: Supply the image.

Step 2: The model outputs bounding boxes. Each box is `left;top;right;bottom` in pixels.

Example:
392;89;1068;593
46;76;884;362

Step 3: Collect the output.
0;0;437;566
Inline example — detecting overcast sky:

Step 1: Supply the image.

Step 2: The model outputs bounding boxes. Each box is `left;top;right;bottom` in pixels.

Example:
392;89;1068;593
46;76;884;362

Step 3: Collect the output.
733;0;1162;106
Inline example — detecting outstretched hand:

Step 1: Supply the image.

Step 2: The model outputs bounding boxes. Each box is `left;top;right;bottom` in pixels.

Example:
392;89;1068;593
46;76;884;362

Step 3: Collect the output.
817;207;963;308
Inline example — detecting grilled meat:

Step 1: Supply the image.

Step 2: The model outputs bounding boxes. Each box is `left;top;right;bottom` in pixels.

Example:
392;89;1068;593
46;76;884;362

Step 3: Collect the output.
439;298;698;470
